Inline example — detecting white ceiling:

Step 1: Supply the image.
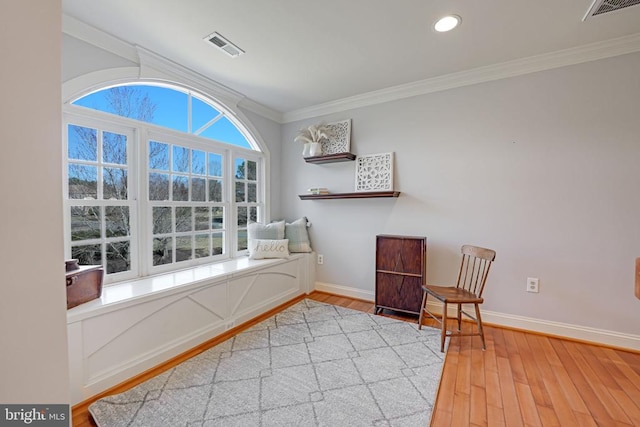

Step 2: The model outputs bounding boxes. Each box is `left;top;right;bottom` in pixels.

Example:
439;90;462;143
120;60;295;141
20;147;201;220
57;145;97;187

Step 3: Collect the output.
62;0;640;117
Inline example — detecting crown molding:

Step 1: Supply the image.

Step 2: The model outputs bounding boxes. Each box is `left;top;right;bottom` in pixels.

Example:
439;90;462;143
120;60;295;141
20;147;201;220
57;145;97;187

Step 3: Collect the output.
238;98;285;123
62;14;138;63
282;32;640;123
136;46;244;107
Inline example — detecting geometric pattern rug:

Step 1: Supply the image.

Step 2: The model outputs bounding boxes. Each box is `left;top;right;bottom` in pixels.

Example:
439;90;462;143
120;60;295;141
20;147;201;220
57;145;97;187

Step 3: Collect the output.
89;299;446;426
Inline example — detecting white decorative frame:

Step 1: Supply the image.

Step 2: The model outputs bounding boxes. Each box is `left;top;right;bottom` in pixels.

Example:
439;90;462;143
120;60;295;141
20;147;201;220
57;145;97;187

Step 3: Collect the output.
354;152;394;192
321;119;351;155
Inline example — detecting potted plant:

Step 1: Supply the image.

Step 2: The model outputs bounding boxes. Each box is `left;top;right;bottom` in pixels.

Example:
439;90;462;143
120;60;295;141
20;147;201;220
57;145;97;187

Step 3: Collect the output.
295;122;333;157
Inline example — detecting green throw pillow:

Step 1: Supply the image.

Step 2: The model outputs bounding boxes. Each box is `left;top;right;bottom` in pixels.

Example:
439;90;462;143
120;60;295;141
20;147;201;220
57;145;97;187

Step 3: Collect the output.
285;217;312;253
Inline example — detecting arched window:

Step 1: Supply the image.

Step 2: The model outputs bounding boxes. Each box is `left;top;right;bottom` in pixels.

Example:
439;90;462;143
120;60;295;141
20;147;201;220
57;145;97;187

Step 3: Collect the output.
64;83;265;283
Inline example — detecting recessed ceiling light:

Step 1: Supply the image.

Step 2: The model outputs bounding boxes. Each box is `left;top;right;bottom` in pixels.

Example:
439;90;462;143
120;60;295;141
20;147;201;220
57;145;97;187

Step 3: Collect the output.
434;15;461;32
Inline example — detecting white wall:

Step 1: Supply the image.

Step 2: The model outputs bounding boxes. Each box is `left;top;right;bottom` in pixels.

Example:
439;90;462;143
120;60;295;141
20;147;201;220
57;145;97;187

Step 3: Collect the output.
282;52;640;339
0;1;70;403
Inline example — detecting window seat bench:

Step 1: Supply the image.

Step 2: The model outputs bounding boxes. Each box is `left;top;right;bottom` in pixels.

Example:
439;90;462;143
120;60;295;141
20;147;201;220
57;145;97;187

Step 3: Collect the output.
67;253;315;405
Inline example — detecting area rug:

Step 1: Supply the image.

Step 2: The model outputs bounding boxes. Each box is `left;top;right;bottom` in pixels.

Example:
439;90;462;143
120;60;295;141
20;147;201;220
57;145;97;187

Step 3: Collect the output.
89;299;445;426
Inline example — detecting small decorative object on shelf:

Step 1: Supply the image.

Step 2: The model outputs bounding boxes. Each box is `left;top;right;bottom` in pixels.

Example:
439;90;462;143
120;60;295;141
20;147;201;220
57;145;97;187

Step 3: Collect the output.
355;152;394;192
307;187;329;195
294;122;334;158
321;119;351;155
65;258;80;272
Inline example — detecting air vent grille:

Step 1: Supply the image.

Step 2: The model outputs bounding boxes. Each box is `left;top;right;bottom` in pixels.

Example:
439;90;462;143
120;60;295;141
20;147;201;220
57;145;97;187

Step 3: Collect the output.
203;32;245;57
583;0;640;20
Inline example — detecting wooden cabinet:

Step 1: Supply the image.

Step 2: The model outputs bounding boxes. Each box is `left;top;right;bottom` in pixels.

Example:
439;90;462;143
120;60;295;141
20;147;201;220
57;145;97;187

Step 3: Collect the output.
375;235;427;316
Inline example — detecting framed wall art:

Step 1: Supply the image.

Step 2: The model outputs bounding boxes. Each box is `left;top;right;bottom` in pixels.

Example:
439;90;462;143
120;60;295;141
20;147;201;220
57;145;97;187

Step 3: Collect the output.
354;152;394;192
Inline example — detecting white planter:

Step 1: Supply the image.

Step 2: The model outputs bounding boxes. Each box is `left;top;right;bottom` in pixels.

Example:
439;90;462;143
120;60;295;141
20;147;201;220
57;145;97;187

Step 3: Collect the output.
302;142;311;157
309;142;322;157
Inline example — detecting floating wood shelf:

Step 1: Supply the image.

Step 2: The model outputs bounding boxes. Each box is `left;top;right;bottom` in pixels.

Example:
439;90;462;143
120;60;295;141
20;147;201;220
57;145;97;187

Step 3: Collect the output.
299;191;400;200
304;153;356;164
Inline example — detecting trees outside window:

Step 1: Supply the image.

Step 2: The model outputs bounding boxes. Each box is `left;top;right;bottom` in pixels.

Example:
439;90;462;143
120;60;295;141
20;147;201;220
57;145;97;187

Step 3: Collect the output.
64;83;264;283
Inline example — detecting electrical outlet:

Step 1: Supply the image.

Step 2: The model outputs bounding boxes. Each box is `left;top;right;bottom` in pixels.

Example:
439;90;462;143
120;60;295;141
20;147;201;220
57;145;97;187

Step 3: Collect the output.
317;254;324;265
527;277;539;293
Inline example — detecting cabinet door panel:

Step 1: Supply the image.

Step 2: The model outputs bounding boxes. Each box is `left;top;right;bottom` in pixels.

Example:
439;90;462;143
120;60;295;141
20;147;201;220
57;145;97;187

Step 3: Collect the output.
376;237;424;275
375;273;423;314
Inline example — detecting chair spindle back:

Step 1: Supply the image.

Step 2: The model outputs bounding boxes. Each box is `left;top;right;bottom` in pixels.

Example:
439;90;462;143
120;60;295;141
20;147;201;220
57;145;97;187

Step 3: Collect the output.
456;245;496;298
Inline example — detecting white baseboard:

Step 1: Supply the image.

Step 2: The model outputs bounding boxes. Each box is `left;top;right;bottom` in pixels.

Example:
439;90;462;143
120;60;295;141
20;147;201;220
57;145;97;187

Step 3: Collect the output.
314;281;640;351
314;281;375;302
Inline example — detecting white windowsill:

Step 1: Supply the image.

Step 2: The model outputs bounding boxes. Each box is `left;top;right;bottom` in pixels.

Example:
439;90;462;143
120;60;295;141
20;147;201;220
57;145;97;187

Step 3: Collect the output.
66;254;305;324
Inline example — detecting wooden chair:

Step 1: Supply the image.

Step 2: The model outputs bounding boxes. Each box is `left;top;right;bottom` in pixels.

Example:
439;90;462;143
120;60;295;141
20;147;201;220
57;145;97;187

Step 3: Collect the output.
418;245;496;352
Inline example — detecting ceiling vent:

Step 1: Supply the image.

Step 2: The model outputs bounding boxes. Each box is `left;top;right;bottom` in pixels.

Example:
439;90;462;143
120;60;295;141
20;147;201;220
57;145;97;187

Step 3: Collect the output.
203;32;245;57
583;0;640;20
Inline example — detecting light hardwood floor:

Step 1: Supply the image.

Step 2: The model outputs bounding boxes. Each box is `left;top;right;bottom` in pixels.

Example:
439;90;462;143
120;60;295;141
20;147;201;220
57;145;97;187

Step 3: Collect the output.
71;291;640;426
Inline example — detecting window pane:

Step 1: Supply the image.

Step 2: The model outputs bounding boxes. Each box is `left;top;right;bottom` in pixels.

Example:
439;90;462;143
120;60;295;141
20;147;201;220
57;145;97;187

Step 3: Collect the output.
249;206;258;223
173;146;189;173
237;206;247;227
142;86;187;131
172;175;189;201
103;132;127;165
149;173;169;201
212;207;223;229
248;183;257;203
247;160;257;181
149;141;169;171
192;178;205;201
176;236;192;262
201;116;251;149
103;167;127;200
175;207;192;232
208;179;222;202
72;244;101;265
235;182;245;202
212;232;223;255
70;206;101;241
153;207;172;234
69;164;97;199
105;206;130;237
237;229;248;251
68;125;97;161
192;150;205;175
73;85;188;132
153;237;172;266
107;241;130;274
195;234;210;258
235;158;245;179
192;96;221;132
195;207;210;231
208;153;222;177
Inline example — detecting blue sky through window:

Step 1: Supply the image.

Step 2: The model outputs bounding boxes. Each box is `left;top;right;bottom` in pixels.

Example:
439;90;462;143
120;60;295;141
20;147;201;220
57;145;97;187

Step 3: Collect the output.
73;84;252;149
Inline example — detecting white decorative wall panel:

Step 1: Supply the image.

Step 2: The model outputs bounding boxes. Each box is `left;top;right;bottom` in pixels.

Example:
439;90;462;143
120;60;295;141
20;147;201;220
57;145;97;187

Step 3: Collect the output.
68;254;314;404
86;295;224;383
229;272;298;322
354;152;394;191
321;119;351;154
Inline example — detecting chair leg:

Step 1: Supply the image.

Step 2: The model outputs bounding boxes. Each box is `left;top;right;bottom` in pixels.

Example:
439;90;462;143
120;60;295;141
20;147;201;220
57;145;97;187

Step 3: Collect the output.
456;303;462;332
475;303;486;350
418;291;427;330
440;303;448;352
